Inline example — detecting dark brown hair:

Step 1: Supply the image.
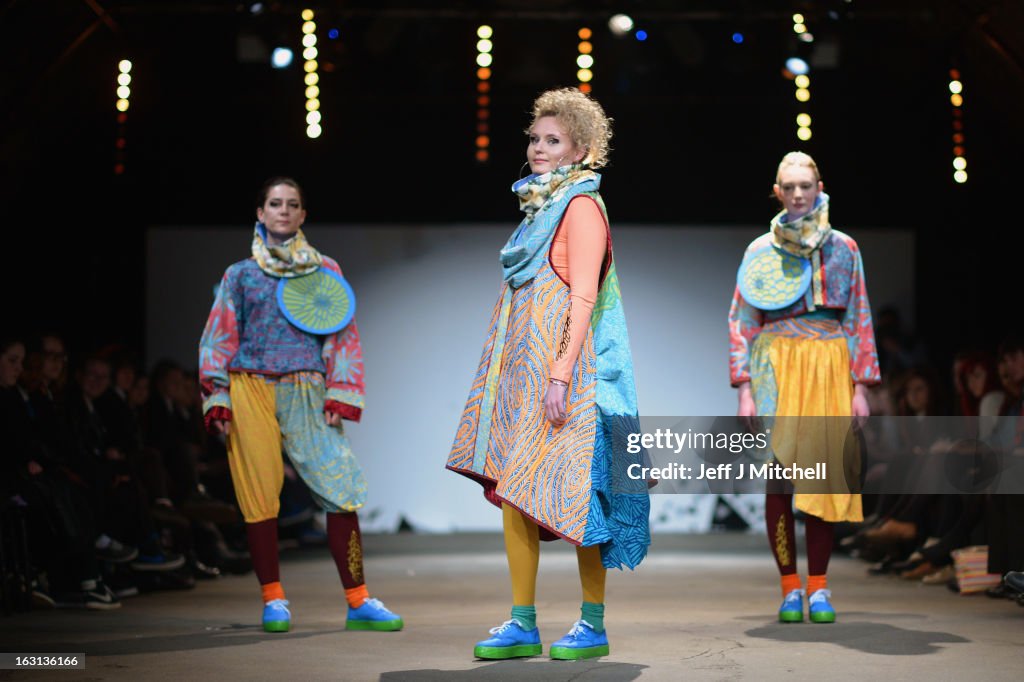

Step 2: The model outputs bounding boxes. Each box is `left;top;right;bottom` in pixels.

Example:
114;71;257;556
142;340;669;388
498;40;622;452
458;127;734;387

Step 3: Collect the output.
256;176;306;210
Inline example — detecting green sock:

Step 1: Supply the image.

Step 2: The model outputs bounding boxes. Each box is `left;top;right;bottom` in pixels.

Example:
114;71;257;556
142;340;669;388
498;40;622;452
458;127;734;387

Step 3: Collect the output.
511;605;536;631
581;602;605;633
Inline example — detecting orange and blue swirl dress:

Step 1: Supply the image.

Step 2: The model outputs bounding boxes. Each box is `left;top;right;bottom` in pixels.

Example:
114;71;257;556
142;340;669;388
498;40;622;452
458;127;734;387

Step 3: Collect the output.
729;213;880;522
447;171;649;569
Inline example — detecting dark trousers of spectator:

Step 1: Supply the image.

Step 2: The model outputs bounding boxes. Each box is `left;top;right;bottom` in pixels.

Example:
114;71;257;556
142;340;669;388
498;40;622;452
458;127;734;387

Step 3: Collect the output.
161;442;204;503
20;473;99;591
986;494;1024;574
133;446;172;502
97;474;161;553
921;495;986;567
871;453;920;520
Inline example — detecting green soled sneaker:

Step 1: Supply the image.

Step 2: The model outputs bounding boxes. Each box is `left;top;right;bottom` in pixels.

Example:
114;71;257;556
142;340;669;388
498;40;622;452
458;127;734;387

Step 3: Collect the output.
549;619;609;660
346;597;403;631
263;599;290;632
778;589;804;623
808;589;836;623
473;619;542;659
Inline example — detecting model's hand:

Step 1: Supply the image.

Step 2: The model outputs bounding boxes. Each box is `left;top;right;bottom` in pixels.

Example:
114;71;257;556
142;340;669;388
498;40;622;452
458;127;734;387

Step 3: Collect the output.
737;383;757;418
283;462;299;482
211;419;231;437
852;384;870;428
737;382;762;434
324;410;342;427
27;460;43;476
544;381;568;427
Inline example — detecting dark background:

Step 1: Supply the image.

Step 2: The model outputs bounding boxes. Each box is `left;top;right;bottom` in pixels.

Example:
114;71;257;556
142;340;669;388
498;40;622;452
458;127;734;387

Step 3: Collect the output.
3;0;1023;370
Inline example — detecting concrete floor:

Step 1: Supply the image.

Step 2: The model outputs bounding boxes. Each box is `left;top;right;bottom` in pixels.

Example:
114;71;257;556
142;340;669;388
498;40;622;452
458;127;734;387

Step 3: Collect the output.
1;533;1022;681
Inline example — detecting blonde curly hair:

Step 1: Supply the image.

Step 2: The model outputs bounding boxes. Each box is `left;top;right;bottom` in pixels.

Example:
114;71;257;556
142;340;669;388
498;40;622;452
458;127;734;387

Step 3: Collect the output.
529;87;612;169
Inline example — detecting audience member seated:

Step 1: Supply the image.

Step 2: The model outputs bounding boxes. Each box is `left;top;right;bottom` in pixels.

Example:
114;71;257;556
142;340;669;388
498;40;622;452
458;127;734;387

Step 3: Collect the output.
65;354;189;588
3;336;122;609
984;336;1024;599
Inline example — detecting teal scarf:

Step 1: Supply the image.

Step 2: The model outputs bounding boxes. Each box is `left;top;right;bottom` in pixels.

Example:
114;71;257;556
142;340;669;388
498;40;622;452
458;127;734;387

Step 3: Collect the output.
500;166;600;288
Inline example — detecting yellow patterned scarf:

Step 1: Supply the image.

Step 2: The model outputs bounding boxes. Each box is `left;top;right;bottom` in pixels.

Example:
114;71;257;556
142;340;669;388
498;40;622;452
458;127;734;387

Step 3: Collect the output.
513;164;596;224
251;222;322;278
771;193;832;259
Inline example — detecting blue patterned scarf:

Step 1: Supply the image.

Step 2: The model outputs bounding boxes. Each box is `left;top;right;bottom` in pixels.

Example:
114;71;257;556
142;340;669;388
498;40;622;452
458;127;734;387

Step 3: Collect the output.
500;166;600;288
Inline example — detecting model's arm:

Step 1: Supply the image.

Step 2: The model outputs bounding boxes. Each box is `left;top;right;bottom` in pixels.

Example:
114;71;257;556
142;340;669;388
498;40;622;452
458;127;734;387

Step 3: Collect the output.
320;259;365;423
549;196;607;384
199;268;241;432
728;284;764;418
728;285;764;386
841;245;881;387
841;244;880;419
544;197;606;426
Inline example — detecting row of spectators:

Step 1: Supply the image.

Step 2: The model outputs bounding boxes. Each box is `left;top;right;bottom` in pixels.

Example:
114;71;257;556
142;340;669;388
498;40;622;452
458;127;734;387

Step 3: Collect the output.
1;332;324;610
838;334;1024;607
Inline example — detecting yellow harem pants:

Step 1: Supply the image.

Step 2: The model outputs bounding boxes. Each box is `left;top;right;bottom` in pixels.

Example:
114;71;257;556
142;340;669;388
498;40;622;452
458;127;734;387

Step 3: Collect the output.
226;371;367;523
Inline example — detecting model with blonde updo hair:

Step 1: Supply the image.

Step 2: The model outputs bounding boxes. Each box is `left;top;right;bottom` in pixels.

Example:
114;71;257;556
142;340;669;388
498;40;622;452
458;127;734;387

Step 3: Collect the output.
729;152;880;625
448;87;647;661
775;150;820;184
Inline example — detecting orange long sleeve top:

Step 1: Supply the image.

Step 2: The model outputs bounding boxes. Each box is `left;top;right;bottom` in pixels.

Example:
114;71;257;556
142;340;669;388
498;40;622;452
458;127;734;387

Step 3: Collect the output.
548;196;609;384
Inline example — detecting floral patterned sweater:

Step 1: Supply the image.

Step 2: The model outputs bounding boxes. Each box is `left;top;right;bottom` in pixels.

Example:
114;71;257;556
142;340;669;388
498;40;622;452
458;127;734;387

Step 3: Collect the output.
199;255;364;422
728;230;880;387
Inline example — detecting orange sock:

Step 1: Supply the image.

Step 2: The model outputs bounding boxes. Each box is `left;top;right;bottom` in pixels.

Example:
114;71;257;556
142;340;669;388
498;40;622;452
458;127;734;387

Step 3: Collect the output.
261;581;285;604
345;584;369;608
807;575;828;595
781;573;802;597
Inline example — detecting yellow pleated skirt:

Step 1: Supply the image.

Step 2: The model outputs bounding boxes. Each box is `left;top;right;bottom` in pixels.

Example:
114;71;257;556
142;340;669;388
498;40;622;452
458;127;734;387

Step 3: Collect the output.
751;316;863;522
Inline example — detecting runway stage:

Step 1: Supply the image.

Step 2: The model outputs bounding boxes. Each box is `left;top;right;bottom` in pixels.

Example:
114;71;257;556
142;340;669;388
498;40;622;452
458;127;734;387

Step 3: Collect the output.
2;534;1021;681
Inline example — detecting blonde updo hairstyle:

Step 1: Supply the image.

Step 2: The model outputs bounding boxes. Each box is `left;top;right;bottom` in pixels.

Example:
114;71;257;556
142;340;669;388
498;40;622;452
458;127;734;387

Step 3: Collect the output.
775;151;821;184
529;87;613;169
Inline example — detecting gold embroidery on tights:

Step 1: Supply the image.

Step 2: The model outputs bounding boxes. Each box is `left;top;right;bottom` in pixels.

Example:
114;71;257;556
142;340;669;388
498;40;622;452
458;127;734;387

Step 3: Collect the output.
348;530;363;583
775;515;791;567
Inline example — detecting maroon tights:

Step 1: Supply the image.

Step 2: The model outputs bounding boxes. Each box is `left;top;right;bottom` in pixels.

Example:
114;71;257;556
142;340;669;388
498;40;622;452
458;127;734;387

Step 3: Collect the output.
765;493;834;576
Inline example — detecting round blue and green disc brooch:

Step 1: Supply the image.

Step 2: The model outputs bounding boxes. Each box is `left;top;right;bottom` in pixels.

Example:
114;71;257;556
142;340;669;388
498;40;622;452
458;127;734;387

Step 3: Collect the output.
277;269;356;334
737;244;811;311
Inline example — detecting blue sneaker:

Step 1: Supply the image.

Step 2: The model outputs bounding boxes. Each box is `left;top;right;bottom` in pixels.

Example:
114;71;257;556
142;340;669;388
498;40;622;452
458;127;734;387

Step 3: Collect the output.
263;599;290;633
808;589;836;623
550;619;609;660
473;619;542;659
778;589;804;623
346;597;403;631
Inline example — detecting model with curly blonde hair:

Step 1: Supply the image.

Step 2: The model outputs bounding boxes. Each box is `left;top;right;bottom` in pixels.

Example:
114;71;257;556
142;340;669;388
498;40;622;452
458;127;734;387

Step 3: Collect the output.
448;88;648;661
529;87;612;169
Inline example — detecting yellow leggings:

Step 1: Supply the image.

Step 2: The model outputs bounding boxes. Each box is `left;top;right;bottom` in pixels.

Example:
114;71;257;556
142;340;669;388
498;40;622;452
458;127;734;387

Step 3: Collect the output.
502;503;605;605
